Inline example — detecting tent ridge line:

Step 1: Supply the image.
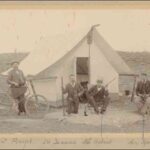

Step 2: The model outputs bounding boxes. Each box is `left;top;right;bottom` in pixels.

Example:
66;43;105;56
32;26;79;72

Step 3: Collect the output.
93;28;121;74
93;28;133;75
35;31;90;78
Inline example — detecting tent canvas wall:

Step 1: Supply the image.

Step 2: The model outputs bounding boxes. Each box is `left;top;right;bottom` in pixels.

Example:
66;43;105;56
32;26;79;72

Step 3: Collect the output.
4;27;133;105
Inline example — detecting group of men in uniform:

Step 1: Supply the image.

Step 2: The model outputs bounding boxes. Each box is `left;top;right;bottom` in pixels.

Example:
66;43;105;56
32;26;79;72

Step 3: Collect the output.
7;61;150;116
63;73;150;116
62;74;110;115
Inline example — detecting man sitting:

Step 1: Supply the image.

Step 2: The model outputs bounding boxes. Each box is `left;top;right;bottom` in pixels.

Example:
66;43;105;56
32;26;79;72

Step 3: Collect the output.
134;73;150;115
86;79;110;114
79;81;99;114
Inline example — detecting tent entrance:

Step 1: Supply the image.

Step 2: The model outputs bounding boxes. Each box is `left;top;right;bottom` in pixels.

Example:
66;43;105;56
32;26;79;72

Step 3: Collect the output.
76;57;89;85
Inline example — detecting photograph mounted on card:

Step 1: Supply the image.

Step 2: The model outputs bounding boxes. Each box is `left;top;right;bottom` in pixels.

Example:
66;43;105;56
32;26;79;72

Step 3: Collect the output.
0;1;150;149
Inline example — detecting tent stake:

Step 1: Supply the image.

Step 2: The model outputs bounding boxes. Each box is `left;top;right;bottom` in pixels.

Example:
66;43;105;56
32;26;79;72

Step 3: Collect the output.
101;114;103;141
142;114;145;145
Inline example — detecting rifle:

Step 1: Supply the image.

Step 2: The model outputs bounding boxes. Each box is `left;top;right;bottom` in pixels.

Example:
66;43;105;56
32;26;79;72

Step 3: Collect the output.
131;75;137;102
83;77;116;116
61;77;65;116
88;77;117;95
104;77;116;88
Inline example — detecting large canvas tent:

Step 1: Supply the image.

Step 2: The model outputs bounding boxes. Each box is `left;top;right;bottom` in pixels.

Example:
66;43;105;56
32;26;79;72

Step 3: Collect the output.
4;26;134;104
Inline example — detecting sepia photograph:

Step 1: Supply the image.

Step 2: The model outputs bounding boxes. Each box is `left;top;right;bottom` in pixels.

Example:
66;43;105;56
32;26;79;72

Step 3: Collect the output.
0;1;150;149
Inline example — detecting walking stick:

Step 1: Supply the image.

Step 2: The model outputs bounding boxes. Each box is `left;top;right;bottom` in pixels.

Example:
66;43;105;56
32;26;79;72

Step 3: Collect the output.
61;77;65;116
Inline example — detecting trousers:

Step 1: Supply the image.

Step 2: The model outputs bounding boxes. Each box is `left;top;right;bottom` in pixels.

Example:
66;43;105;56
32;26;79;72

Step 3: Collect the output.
67;97;79;114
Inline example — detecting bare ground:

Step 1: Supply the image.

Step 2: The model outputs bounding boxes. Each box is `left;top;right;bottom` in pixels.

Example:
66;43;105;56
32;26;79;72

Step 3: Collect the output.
0;99;150;133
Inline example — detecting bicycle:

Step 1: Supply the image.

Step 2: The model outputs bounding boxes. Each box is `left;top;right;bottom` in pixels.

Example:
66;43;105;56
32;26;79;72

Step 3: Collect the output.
0;79;49;118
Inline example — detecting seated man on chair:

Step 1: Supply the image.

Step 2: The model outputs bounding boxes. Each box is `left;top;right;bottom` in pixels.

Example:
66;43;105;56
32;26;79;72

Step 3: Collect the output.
134;73;150;115
86;79;110;114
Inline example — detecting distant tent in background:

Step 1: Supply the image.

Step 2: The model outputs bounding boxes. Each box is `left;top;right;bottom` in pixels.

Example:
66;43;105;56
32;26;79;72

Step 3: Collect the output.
2;26;134;106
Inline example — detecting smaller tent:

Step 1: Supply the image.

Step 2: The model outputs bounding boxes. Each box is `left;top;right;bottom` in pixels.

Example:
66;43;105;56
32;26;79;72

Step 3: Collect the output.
3;26;134;105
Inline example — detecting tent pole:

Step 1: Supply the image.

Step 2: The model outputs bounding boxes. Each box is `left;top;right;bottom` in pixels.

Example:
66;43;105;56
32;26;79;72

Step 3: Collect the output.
87;24;100;84
88;41;91;84
87;28;93;84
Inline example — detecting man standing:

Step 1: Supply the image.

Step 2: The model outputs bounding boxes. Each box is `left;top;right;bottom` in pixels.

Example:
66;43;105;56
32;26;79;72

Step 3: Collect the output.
7;61;27;115
135;73;150;115
63;74;83;114
86;79;110;114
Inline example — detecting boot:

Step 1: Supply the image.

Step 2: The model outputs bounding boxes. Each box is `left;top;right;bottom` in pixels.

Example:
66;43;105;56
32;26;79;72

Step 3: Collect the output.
84;111;88;116
100;109;106;114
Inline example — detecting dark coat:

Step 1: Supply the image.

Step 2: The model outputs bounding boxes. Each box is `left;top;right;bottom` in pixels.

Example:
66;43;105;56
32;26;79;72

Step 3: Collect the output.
7;69;26;86
63;82;83;100
136;80;150;95
7;69;27;99
88;85;109;99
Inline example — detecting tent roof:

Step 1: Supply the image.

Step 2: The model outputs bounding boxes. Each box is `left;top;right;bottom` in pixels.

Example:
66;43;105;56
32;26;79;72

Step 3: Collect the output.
18;27;90;76
2;26;133;76
93;29;133;75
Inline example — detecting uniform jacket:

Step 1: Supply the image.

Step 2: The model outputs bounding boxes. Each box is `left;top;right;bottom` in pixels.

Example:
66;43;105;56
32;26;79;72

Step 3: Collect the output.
63;82;83;100
88;85;109;99
7;69;27;99
7;69;26;87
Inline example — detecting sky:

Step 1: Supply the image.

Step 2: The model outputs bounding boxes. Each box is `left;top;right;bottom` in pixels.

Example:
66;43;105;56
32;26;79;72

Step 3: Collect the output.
0;9;150;53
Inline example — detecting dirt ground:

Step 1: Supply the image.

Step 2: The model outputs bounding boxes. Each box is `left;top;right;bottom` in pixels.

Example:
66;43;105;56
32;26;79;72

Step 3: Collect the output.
0;98;150;133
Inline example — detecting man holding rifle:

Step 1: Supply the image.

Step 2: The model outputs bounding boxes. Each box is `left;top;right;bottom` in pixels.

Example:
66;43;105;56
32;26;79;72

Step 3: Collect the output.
62;74;83;114
135;73;150;115
86;78;110;114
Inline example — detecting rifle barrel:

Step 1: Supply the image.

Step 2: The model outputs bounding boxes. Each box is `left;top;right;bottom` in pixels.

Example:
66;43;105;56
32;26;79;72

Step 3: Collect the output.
105;77;116;87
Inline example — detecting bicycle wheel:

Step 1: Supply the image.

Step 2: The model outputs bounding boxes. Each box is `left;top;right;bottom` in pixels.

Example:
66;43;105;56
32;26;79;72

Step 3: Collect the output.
25;94;49;118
